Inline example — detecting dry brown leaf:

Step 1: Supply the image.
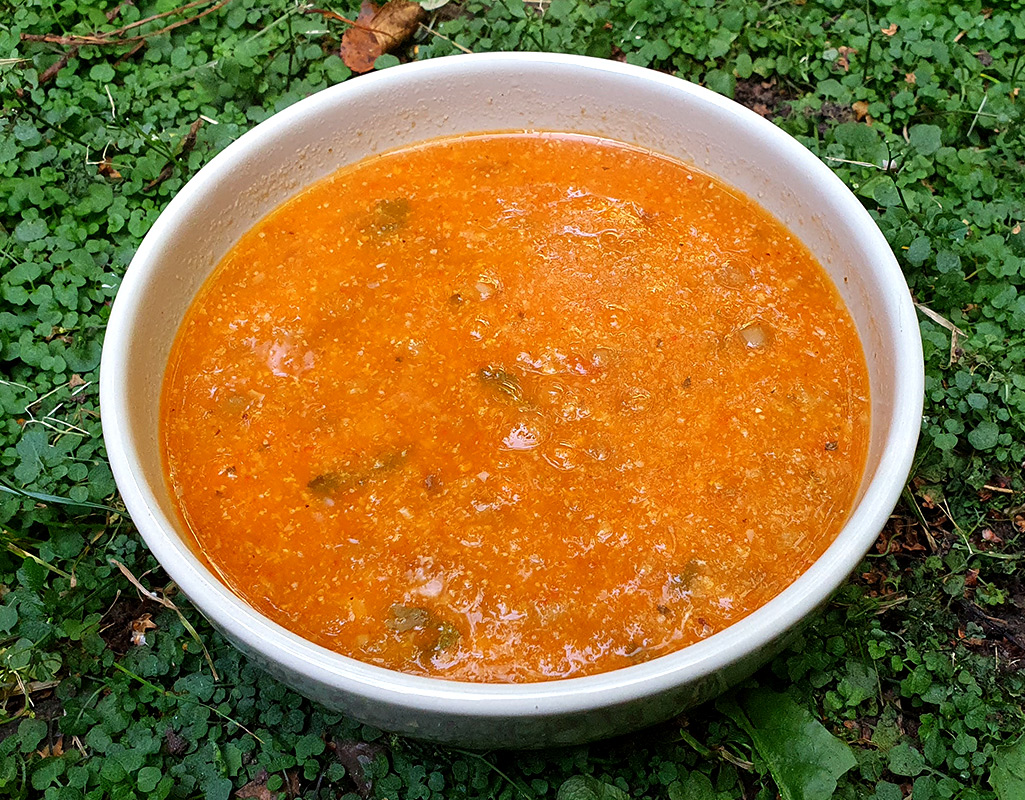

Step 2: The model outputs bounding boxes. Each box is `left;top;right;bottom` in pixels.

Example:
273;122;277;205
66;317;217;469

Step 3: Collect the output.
340;0;425;73
236;770;274;800
852;100;870;121
905;72;917;85
97;158;123;180
131;612;157;646
835;45;857;72
37;737;64;759
68;374;87;388
881;22;898;35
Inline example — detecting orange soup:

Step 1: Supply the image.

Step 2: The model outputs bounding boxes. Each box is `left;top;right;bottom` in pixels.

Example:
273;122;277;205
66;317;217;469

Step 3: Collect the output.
161;133;869;682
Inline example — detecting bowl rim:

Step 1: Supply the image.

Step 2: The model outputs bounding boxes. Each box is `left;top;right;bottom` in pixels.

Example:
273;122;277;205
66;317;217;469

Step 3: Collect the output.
100;51;924;717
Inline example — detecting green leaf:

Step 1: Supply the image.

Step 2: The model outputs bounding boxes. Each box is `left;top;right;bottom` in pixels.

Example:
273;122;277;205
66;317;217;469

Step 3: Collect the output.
887;743;926;777
734;52;753;79
89;63;116;82
992;736;1025;800
838;661;877;707
14;218;48;242
967;420;1000;450
722;689;856;800
703;68;735;98
18;718;48;753
374;54;401;70
873;782;903;800
137;766;162;793
834;122;881;156
202;776;234;800
64;336;102;372
909;124;942;155
0;603;16;634
557;776;629;800
295;733;325;762
935;250;961;274
668;772;715;800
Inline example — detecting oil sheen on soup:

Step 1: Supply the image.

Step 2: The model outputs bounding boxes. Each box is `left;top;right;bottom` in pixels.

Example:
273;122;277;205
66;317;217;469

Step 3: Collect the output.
162;133;870;682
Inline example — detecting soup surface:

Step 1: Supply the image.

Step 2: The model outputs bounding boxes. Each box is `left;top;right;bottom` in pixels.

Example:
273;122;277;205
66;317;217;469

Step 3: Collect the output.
162;133;870;682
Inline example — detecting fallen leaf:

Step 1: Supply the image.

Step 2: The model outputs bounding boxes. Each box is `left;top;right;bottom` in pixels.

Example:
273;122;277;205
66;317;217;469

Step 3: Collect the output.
37;737;64;758
164;727;188;757
131;612;157;646
905;72;917;84
98;158;123;181
237;769;274;800
852;100;870;121
881;22;898;35
340;0;426;74
835;45;857;72
983;528;1004;544
332;739;384;799
68;374;87;388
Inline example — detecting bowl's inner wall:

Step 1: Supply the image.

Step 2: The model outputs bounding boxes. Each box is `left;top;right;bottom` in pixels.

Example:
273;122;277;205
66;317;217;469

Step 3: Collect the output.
124;59;900;561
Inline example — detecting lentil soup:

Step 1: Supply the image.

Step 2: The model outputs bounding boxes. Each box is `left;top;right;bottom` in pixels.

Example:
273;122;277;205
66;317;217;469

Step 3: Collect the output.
161;133;870;682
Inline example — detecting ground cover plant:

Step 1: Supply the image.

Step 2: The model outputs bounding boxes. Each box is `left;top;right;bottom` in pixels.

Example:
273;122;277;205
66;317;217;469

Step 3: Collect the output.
1;0;1024;797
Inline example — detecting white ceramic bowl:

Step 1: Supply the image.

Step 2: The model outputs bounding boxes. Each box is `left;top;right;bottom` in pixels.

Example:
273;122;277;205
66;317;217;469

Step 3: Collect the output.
100;52;923;748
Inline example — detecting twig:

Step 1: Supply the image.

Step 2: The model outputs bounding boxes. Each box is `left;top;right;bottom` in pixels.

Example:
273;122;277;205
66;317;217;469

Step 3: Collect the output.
146;117;203;190
302;5;420;38
106;0;135;22
38;47;79;86
108;558;220;680
20;0;232;47
114;40;147;66
104;0;215;36
302;6;362;27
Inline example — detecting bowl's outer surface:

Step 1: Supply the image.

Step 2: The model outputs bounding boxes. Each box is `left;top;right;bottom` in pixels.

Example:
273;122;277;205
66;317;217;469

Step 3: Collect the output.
100;52;923;748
